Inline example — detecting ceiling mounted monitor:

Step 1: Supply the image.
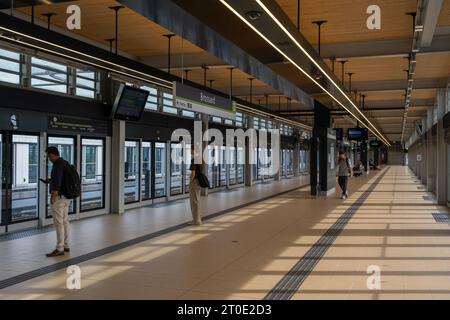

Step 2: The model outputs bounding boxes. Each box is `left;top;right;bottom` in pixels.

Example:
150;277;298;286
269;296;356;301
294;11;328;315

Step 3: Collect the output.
348;128;369;141
111;84;149;122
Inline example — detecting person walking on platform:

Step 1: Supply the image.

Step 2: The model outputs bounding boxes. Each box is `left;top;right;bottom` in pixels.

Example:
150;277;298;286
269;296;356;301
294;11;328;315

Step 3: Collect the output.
43;147;81;257
337;150;352;200
189;154;204;226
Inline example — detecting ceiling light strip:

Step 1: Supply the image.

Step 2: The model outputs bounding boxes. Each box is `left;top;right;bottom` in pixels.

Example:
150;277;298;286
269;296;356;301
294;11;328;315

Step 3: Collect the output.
0;34;306;131
254;0;390;146
0;25;173;86
219;0;389;146
0;35;173;90
236;103;312;130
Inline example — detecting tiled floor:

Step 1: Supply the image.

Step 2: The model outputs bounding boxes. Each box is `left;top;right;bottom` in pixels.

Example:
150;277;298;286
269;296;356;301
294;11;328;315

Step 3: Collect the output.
1;167;450;300
0;176;308;283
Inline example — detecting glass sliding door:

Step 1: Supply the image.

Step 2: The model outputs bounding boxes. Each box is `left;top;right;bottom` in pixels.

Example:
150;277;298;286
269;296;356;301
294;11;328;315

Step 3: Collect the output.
253;147;259;182
281;149;287;178
287;149;294;176
154;143;167;198
220;146;227;187
237;147;245;184
47;136;76;218
141;142;152;201
81;138;105;212
11;134;39;222
229;147;237;186
0;134;3;226
170;143;183;196
124;140;140;204
185;144;192;194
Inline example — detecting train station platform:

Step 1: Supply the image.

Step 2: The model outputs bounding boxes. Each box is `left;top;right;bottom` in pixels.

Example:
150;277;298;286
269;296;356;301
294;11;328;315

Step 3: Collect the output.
0;176;308;292
1;166;449;300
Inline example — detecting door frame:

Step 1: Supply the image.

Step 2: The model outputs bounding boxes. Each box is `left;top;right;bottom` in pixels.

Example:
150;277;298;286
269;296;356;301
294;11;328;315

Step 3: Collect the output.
0;130;41;232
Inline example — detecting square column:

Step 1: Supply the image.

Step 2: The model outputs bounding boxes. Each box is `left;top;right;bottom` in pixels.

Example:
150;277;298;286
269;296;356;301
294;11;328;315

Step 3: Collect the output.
111;120;125;214
311;101;336;196
200;114;209;196
293;133;300;177
436;89;447;204
245;115;254;186
426;108;435;192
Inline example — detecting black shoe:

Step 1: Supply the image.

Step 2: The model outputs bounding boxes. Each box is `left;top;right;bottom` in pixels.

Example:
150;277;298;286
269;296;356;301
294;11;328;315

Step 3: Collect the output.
64;248;70;253
46;250;64;257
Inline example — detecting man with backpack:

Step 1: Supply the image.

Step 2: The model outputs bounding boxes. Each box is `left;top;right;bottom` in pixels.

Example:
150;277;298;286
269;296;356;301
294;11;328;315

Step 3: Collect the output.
43;147;81;257
337;150;352;200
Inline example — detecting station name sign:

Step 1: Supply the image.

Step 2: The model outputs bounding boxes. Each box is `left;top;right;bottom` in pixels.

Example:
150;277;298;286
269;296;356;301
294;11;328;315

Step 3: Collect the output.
173;82;236;120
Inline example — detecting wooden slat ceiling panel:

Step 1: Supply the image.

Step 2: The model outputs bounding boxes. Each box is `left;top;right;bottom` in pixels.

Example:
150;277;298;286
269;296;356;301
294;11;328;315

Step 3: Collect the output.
438;0;450;26
332;57;410;82
275;0;417;45
19;0;303;110
19;0;204;56
363;89;437;101
415;53;450;79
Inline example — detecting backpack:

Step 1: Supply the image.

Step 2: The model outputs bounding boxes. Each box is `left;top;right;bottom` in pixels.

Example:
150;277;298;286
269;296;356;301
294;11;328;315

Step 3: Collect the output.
61;161;81;199
197;173;210;189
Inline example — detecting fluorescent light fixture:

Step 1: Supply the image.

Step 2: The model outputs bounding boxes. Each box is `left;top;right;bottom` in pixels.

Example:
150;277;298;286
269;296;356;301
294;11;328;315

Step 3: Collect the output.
219;0;390;146
252;0;390;146
236;104;311;130
0;25;173;88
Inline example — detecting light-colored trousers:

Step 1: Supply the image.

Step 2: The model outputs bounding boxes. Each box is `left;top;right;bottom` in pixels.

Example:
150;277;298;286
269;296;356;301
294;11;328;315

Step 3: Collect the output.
189;179;202;224
52;196;71;252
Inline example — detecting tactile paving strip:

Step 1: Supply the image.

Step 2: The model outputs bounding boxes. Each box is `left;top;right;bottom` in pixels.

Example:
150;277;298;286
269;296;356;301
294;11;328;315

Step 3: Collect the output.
0;226;54;243
432;213;450;224
0;184;304;290
265;169;388;301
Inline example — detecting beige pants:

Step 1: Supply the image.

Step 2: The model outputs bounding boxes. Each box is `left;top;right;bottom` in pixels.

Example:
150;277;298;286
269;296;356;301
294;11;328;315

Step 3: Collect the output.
52;196;71;252
189;179;202;224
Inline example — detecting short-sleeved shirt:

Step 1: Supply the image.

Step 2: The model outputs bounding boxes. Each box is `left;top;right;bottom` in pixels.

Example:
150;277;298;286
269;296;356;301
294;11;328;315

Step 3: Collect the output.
337;158;351;177
189;159;202;179
50;158;66;194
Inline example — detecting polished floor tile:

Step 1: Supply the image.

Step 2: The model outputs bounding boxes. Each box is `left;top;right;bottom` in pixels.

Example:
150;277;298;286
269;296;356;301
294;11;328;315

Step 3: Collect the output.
1;167;449;300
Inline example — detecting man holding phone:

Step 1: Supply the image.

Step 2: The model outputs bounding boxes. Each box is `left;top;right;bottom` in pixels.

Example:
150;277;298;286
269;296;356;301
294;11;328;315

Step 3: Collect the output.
42;147;71;257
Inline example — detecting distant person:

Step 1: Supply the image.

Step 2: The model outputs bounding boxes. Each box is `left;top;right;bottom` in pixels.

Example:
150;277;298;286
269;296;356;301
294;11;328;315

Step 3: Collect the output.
189;153;204;226
42;147;80;257
337;151;352;200
369;159;378;171
358;160;365;172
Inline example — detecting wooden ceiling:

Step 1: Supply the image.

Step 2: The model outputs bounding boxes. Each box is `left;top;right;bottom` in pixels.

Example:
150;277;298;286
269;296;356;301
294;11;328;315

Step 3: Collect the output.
19;0;204;57
275;0;418;45
16;0;304;109
275;0;450;141
12;0;450;142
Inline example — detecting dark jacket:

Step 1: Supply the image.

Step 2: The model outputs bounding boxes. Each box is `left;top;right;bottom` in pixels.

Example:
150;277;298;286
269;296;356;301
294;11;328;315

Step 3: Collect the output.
50;158;66;194
189;160;203;179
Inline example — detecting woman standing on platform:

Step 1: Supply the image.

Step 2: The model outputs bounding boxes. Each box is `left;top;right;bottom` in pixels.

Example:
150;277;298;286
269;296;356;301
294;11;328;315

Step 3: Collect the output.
337;150;352;200
189;151;203;226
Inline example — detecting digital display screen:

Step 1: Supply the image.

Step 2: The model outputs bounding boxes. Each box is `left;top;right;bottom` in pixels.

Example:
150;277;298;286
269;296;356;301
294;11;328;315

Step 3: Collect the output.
348;128;368;141
370;140;381;148
334;128;344;141
111;85;149;121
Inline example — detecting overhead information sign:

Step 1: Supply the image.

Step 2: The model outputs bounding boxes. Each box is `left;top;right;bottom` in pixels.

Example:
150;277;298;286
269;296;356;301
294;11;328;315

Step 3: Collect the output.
173;82;236;120
48;116;108;135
